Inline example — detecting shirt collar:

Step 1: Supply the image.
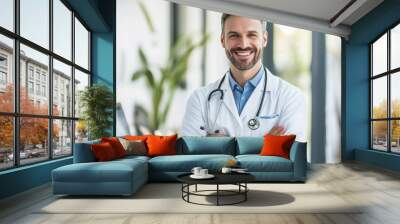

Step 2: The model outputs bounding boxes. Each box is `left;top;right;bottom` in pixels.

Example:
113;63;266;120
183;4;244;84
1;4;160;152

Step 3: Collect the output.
228;65;265;91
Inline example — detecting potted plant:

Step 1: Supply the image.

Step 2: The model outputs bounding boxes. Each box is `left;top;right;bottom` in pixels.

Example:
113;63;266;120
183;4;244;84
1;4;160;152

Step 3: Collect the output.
79;84;114;140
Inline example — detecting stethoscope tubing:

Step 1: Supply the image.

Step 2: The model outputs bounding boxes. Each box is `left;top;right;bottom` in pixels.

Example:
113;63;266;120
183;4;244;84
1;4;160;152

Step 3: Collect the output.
206;67;267;132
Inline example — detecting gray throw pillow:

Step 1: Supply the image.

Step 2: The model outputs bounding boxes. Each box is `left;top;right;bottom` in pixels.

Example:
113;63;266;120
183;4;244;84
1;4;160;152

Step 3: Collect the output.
118;138;147;156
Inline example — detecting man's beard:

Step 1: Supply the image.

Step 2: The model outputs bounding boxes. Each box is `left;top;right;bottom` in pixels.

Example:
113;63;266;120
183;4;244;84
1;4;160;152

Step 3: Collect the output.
225;47;262;71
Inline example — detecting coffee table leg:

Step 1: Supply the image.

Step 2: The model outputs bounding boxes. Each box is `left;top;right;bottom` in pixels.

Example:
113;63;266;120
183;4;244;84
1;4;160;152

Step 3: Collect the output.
195;184;198;192
245;183;247;201
217;184;219;206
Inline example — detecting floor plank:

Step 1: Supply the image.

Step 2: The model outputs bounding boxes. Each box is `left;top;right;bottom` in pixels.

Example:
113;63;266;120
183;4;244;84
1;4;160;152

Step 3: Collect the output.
1;162;400;224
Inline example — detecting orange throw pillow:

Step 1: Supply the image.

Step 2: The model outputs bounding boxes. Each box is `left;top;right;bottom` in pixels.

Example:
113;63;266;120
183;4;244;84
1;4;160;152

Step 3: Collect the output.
146;134;177;157
260;134;296;159
101;137;127;158
91;142;117;161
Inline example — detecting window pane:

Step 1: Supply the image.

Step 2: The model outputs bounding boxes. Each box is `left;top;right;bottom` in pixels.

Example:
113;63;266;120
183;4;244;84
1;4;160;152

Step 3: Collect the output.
0;116;13;170
20;117;49;165
53;119;72;157
372;33;387;76
372;77;387;119
20;44;49;115
391;72;400;118
372;121;388;151
75;120;88;143
0;0;14;31
53;59;72;117
75;18;89;69
53;0;72;60
20;0;49;49
391;24;400;70
74;69;89;118
0;34;14;112
391;120;400;153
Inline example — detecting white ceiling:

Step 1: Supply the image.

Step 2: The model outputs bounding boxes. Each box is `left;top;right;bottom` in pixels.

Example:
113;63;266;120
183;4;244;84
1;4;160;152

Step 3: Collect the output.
166;0;384;38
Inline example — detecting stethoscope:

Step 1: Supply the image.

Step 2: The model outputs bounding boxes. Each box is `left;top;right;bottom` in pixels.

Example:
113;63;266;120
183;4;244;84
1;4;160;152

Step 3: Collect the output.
201;67;267;134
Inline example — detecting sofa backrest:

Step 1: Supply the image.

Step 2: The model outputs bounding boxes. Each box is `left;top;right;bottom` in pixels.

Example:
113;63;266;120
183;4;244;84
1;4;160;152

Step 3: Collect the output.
73;139;100;163
176;136;236;155
235;137;264;155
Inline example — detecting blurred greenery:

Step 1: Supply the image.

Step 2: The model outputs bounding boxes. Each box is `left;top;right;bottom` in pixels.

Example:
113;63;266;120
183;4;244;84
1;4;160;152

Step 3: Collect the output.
132;1;209;133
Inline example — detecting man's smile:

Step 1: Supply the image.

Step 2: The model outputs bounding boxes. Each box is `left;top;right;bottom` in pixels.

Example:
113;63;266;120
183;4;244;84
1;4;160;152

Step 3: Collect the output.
232;49;255;60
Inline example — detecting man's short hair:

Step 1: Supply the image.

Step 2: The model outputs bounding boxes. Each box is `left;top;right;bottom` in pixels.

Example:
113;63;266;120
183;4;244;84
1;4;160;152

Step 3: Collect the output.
221;13;267;34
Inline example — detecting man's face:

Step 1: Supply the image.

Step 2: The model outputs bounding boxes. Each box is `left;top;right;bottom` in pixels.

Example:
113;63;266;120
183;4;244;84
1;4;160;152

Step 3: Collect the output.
221;16;267;71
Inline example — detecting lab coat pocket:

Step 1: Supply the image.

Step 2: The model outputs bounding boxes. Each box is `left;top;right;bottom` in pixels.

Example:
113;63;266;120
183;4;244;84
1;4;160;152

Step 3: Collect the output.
257;115;280;135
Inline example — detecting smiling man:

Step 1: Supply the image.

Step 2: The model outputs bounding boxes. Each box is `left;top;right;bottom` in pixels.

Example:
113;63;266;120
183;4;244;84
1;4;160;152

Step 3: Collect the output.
181;14;306;141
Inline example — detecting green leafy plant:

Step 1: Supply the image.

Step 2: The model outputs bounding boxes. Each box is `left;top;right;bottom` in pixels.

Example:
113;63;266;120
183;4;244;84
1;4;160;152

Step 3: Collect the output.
79;84;114;140
132;2;209;133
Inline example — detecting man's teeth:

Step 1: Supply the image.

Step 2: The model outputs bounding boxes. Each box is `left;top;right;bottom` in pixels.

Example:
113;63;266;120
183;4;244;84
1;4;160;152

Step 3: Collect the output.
236;51;251;56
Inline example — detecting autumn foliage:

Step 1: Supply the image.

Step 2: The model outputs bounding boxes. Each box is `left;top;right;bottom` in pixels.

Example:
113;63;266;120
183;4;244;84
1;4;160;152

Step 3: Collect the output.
0;84;59;150
372;99;400;142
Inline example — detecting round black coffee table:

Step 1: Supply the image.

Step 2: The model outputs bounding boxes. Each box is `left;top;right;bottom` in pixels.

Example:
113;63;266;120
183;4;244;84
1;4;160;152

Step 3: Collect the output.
177;173;255;206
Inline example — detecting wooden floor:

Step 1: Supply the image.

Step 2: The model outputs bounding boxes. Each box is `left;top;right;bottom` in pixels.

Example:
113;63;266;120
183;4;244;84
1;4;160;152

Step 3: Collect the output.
1;162;400;224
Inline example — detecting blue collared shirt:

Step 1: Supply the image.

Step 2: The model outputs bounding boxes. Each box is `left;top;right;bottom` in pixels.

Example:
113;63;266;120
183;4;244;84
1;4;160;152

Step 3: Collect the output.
228;66;265;115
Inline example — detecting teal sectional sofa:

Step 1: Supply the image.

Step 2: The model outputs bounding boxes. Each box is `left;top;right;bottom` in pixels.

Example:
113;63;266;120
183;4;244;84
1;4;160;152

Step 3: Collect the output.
52;137;307;196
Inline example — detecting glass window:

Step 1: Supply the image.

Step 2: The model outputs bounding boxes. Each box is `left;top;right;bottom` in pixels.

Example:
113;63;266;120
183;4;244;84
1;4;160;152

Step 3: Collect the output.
28;81;34;93
0;116;13;170
74;18;89;70
0;34;13;113
20;0;49;49
372;34;387;76
75;120;88;143
391;72;400;118
19;117;49;165
20;44;49;115
372;121;388;151
53;59;72;117
74;69;89;118
53;119;72;158
391;24;400;70
53;0;72;60
372;77;387;119
0;0;14;31
391;120;400;153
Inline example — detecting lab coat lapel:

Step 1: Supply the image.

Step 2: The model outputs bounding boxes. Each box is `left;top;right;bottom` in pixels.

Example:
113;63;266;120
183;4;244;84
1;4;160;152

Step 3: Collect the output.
240;73;267;119
220;76;242;126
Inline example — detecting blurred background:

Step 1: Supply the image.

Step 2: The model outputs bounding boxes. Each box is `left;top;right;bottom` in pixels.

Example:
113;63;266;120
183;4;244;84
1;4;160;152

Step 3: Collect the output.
116;0;342;163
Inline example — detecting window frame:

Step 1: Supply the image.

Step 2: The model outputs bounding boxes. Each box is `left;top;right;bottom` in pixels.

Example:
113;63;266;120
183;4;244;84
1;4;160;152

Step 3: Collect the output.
370;20;400;154
0;0;91;171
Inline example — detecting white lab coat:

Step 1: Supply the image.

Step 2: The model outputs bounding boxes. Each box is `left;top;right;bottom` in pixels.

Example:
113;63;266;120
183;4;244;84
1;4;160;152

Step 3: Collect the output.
181;69;307;142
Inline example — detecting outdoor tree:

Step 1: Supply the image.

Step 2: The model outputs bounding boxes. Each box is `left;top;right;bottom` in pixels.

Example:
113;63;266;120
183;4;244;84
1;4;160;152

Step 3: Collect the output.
0;84;59;151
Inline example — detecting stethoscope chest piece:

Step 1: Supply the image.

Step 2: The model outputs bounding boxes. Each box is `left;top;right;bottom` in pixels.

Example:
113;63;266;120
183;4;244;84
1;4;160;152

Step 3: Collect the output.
248;118;260;130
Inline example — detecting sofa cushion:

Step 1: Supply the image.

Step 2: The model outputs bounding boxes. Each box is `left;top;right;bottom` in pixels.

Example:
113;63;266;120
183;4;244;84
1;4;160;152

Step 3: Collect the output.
101;137;127;158
236;137;263;155
236;155;293;172
260;134;296;159
73;139;100;163
147;134;178;157
91;142;118;161
148;154;235;172
52;158;147;183
177;137;236;155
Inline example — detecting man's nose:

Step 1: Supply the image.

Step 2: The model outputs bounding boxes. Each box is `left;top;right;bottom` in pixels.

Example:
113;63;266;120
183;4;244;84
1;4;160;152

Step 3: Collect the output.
238;37;250;49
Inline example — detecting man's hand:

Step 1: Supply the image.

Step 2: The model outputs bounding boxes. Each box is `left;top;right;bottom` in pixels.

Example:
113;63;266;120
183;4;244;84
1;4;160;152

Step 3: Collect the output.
268;125;285;135
206;129;228;137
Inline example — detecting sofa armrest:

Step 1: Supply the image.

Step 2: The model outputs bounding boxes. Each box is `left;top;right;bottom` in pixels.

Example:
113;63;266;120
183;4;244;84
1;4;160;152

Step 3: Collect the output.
73;142;98;163
289;141;307;181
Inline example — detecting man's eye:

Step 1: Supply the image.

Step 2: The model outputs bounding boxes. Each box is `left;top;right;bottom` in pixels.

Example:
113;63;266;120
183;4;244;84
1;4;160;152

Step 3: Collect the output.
229;34;238;38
